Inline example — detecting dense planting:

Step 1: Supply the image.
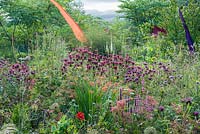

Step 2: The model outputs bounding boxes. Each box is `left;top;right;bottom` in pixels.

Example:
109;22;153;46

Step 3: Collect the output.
1;47;199;133
0;0;200;134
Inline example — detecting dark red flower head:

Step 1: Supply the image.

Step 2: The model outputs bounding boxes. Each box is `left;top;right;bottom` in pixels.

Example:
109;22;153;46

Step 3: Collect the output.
152;26;167;36
76;112;85;120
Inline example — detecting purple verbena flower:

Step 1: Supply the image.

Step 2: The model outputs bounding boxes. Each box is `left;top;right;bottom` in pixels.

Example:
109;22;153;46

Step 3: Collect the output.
193;111;199;117
158;106;165;112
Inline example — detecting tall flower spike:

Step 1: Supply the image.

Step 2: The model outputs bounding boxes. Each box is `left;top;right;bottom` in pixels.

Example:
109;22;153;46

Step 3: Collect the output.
50;0;87;43
178;8;194;54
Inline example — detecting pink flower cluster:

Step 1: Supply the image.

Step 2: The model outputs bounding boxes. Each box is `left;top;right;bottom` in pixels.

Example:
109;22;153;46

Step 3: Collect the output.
111;99;127;112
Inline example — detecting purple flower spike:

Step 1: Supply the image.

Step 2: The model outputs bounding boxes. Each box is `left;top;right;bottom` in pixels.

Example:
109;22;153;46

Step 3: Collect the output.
119;88;123;100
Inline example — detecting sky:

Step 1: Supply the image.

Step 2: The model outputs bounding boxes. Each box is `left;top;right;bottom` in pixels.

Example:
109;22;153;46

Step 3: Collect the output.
80;0;120;12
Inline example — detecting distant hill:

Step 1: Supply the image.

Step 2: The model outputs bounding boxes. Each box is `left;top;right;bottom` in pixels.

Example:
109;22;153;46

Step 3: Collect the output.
85;9;117;21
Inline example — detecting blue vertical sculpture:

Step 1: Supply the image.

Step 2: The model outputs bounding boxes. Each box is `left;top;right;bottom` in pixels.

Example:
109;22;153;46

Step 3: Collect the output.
178;8;195;53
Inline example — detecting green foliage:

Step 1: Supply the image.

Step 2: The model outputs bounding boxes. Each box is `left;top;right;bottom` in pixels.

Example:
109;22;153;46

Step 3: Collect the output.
118;0;168;46
118;0;168;26
0;123;18;134
159;0;200;46
0;0;200;133
86;22;110;55
131;36;175;62
51;115;79;134
0;0;86;58
110;18;132;55
0;0;74;27
118;0;200;51
72;78;105;121
11;104;30;133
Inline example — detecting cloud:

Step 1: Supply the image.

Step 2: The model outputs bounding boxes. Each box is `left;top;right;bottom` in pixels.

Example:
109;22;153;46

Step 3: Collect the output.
82;0;119;3
80;0;120;12
85;9;117;21
84;2;120;11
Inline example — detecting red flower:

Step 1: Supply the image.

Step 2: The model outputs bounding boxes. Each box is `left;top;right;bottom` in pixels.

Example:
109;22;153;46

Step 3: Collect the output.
151;26;167;36
76;112;85;120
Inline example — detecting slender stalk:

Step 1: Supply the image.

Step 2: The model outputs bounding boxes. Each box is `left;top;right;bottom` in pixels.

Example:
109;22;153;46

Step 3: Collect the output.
11;25;16;60
0;21;11;41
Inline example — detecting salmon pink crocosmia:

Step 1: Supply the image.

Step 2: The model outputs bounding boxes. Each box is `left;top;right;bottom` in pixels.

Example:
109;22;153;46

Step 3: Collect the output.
111;106;119;112
76;112;85;120
116;100;126;109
